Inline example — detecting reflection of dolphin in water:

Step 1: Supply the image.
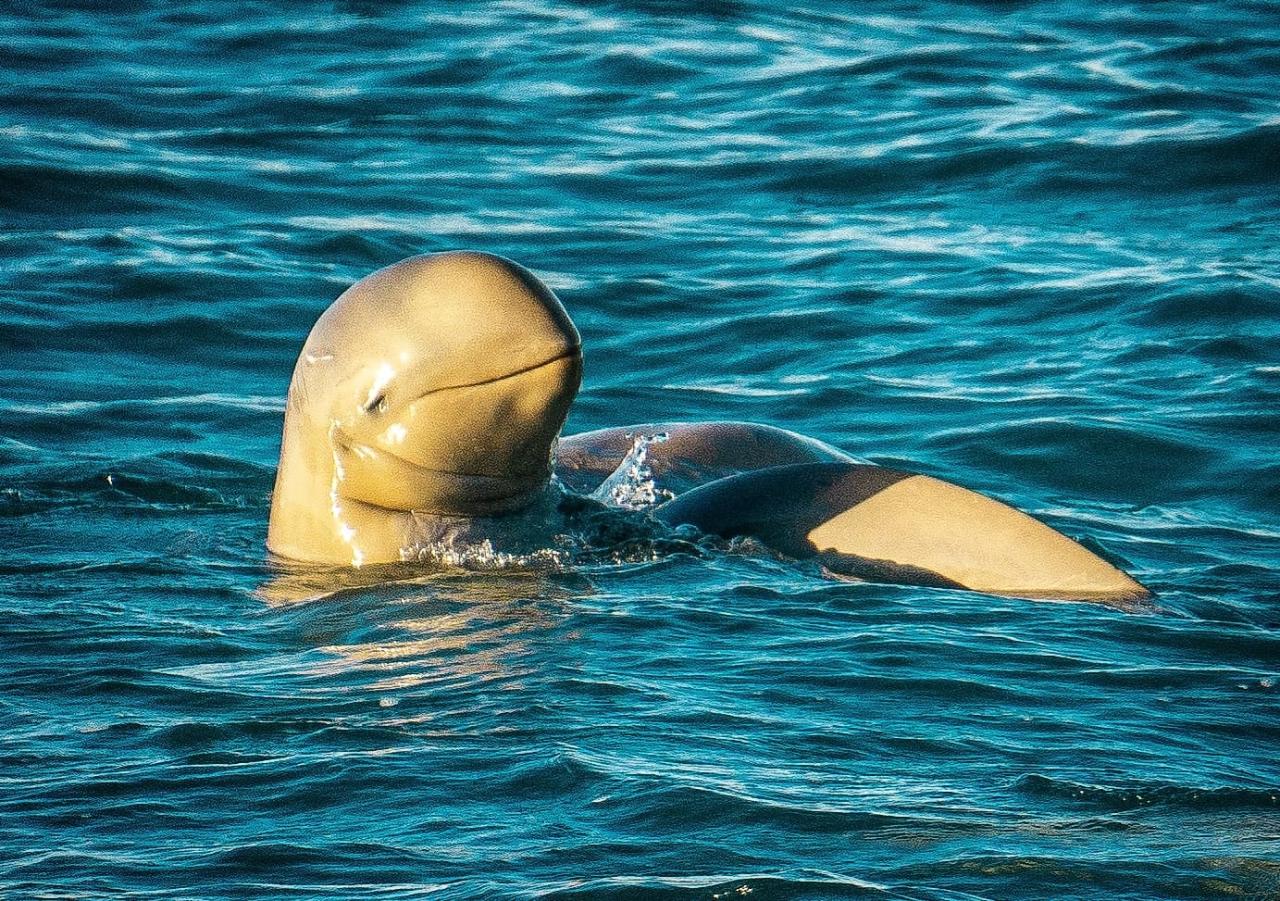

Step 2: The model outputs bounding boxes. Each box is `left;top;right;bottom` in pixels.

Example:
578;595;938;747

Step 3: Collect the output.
268;251;1148;602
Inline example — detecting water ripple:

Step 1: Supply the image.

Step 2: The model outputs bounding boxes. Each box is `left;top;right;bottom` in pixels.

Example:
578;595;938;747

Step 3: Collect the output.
3;1;1279;898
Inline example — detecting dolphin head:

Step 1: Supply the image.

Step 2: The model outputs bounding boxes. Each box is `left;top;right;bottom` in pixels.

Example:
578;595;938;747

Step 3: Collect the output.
268;251;582;565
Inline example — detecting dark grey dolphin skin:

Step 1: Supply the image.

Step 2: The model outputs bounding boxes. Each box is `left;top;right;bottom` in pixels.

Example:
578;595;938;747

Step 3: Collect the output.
556;421;853;496
556;427;950;586
655;462;964;590
558;424;1149;602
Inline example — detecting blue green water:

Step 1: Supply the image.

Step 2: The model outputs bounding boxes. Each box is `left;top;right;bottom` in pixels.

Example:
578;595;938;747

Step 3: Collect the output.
3;2;1279;898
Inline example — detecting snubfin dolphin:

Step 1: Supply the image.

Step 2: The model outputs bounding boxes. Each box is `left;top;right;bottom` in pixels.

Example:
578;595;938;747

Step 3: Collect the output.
268;251;581;565
268;251;1148;602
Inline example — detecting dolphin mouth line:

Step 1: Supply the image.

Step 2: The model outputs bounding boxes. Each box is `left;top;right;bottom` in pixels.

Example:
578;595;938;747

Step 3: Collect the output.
360;349;581;415
400;348;581;406
329;348;576;512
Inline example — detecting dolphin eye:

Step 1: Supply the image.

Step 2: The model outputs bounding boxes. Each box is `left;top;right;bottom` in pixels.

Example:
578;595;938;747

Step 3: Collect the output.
363;392;387;414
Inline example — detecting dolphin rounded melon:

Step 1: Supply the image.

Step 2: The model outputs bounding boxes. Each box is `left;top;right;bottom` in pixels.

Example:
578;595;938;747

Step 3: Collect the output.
267;251;581;565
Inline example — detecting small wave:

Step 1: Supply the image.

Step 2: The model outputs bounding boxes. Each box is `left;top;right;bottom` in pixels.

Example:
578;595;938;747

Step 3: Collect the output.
660;381;812;398
0;450;272;517
1016;774;1280;812
0;160;196;217
2;394;284;416
542;874;893;900
493;749;606;800
3;315;288;364
761;124;1280;199
927;417;1217;501
1135;286;1280;327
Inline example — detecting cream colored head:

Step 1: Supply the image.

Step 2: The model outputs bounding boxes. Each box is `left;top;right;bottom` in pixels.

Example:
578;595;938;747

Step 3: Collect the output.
267;252;582;565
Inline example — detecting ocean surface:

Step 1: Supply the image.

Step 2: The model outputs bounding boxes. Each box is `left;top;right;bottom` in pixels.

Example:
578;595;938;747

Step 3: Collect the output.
3;1;1279;898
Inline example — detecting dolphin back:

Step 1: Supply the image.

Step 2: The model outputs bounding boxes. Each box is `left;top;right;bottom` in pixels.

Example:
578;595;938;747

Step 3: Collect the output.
656;462;1149;603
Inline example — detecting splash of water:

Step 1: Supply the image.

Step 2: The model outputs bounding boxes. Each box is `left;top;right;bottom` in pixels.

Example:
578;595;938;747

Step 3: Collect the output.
399;537;567;569
588;431;673;511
